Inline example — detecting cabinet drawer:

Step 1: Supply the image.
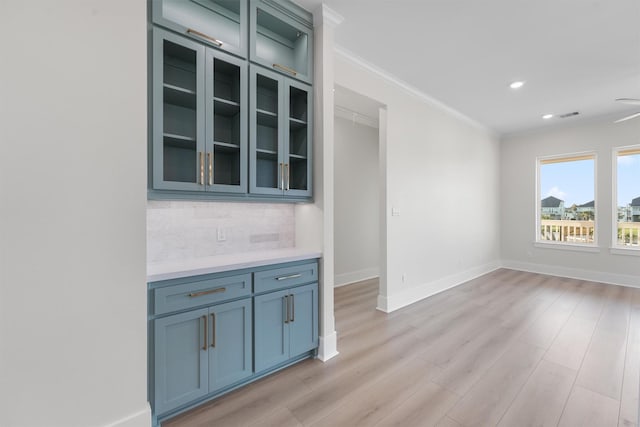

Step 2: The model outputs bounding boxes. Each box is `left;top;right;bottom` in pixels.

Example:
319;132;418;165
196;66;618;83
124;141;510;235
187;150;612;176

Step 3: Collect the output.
153;273;251;315
253;261;317;294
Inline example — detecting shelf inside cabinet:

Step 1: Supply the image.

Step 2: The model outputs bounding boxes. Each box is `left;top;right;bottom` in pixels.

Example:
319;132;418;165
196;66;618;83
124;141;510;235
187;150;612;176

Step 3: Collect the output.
212;143;241;186
288;153;307;160
257;109;278;128
289;86;308;121
214;97;241;117
214;59;241;103
289;117;307;130
214;141;240;150
164;84;196;109
256;148;277;157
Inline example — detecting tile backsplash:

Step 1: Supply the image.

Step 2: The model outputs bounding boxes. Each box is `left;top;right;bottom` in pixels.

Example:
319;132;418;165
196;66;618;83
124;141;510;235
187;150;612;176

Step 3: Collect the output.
147;201;295;263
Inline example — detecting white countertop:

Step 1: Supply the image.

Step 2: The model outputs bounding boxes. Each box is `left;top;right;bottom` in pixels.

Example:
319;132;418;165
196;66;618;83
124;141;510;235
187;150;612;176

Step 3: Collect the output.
147;249;322;282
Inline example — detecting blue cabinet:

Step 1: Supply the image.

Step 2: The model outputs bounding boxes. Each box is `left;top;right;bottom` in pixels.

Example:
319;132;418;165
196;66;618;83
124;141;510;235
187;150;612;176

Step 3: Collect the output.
250;66;312;197
152;0;248;58
154;308;209;415
153;299;251;415
152;28;248;193
250;0;313;84
149;259;318;424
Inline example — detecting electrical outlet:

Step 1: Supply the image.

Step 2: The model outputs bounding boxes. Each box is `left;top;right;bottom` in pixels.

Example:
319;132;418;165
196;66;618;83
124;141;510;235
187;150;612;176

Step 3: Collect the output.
217;227;227;242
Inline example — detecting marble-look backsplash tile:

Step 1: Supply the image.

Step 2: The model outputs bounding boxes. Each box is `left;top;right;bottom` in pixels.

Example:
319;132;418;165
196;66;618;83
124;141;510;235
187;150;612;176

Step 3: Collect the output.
147;201;295;263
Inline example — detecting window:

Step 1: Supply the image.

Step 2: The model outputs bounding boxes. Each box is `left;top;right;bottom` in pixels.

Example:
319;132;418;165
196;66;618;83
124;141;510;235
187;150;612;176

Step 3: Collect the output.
614;146;640;248
537;154;596;245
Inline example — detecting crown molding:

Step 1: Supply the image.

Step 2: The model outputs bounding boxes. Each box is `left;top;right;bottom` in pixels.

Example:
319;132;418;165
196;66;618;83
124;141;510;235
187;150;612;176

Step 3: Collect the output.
334;45;498;139
314;4;344;28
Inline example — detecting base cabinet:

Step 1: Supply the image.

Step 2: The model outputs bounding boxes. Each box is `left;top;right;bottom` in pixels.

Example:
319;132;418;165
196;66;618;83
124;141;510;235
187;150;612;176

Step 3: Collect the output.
153;299;251;415
254;283;318;372
149;259;318;425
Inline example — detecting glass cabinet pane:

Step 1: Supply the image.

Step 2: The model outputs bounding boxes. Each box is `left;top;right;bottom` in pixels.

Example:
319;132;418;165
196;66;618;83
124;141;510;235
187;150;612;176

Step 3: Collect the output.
251;1;313;84
154;30;203;190
254;72;281;192
286;83;310;195
155;0;247;58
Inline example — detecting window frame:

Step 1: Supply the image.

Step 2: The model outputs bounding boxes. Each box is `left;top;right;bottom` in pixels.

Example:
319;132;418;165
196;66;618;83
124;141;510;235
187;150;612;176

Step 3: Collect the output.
535;151;598;250
611;145;640;255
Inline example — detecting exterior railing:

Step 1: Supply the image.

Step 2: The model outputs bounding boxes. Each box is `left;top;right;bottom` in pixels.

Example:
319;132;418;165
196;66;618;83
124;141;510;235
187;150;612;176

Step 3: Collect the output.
540;220;640;246
617;222;640;247
540;220;595;243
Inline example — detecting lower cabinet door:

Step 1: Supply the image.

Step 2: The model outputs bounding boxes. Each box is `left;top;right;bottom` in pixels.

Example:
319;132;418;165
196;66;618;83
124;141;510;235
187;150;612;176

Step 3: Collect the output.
209;299;253;392
154;308;209;415
254;289;290;372
288;283;318;357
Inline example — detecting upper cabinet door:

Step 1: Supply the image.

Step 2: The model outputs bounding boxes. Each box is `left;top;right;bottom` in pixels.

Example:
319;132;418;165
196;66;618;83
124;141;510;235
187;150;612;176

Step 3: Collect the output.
205;49;248;193
250;0;314;84
152;29;206;191
249;66;285;196
284;79;312;197
152;0;248;58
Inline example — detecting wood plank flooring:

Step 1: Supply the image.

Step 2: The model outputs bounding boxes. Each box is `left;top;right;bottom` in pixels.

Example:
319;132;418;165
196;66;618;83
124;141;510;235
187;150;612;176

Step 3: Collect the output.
165;269;640;427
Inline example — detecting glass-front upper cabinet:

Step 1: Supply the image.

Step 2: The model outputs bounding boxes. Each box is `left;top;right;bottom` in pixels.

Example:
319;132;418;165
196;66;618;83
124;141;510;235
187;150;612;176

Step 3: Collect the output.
205;49;248;193
250;0;313;84
152;28;247;193
250;66;311;198
153;29;205;191
153;0;248;58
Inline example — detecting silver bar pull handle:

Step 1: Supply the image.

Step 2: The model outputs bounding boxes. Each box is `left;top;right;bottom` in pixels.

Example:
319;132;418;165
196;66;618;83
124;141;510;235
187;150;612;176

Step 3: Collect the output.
285;163;290;191
189;287;226;298
290;294;295;322
284;295;289;324
273;63;297;76
201;315;207;351
276;273;302;281
199;152;204;185
210;313;216;348
208;152;213;186
279;163;284;190
187;28;223;47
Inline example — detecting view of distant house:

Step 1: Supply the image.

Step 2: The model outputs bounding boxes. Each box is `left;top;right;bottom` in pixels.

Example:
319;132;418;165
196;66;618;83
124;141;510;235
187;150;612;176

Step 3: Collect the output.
541;196;564;219
632;196;640;222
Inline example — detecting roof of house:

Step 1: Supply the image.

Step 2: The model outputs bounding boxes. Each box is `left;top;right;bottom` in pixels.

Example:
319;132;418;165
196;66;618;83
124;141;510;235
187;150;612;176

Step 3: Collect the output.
541;196;563;208
578;200;595;208
632;196;640;207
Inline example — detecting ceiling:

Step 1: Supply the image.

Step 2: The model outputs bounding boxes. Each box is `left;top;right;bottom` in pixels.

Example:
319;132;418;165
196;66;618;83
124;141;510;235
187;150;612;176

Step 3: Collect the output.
294;0;640;135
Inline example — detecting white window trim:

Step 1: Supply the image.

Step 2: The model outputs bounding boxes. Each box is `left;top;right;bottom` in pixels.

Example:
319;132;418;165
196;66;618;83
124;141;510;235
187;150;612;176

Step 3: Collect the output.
611;144;640;253
535;151;598;249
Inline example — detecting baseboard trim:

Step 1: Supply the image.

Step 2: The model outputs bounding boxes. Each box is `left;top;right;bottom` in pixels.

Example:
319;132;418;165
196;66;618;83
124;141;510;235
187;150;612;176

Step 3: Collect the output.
501;259;640;288
381;261;502;313
104;404;152;427
317;331;339;361
334;267;380;287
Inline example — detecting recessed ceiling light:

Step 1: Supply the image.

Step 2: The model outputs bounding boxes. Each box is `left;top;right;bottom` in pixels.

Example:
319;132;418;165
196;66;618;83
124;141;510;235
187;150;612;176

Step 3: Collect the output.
542;114;554;119
510;81;525;89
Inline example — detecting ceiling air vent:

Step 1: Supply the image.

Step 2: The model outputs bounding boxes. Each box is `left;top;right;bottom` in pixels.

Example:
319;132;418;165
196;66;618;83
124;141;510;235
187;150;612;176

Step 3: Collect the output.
558;111;580;119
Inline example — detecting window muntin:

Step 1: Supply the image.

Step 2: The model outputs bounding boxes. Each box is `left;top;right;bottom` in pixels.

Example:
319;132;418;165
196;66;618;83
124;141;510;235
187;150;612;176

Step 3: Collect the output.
614;146;640;248
538;154;596;245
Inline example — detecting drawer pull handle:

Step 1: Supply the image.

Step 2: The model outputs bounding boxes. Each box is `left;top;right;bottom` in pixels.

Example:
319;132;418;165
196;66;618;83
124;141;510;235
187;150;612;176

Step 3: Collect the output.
273;63;297;76
189;287;226;298
187;28;223;47
290;294;295;322
201;315;207;351
284;295;289;324
276;274;302;281
211;313;216;348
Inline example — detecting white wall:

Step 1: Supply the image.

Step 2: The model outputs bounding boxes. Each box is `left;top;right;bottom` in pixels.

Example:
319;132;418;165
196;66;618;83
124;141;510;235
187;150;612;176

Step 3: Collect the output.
501;118;640;286
334;52;502;312
0;1;149;426
333;117;379;286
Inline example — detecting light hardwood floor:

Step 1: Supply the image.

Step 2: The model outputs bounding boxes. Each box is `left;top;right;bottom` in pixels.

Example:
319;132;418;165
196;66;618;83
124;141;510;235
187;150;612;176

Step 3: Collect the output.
165;269;640;427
